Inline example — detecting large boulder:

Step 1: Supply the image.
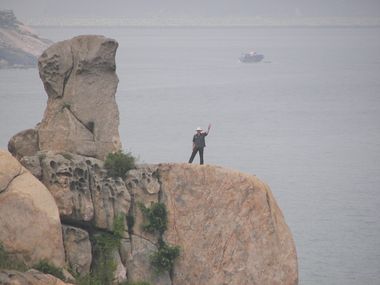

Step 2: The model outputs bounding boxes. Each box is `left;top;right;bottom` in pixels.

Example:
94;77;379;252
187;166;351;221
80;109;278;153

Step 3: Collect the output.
36;35;122;159
158;163;298;285
0;149;65;267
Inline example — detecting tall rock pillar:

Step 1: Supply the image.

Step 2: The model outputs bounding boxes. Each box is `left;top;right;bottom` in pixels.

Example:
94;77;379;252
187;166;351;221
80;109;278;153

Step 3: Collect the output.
37;35;122;159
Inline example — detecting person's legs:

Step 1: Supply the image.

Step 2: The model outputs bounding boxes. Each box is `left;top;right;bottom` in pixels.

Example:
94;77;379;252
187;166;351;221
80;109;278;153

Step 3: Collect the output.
199;147;204;165
188;147;199;163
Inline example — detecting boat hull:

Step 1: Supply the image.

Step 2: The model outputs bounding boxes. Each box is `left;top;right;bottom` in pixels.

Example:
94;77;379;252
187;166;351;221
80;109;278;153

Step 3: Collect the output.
239;54;264;63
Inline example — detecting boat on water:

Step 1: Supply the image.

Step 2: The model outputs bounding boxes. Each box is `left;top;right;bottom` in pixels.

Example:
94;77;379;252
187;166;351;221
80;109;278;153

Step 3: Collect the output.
239;51;264;63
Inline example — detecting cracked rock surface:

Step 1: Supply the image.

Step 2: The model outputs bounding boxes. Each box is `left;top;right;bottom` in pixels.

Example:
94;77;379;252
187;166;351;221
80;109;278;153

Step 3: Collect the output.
8;35;122;160
1;148;298;284
62;225;92;276
159;163;298;285
37;35;122;159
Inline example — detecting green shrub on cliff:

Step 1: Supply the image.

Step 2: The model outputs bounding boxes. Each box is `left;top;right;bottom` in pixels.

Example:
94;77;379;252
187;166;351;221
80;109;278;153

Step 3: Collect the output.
138;202;168;235
150;241;180;274
138;202;180;275
104;150;136;179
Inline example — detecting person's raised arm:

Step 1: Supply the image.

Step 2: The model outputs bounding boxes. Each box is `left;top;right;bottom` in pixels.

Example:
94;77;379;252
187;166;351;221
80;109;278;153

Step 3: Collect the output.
206;123;211;134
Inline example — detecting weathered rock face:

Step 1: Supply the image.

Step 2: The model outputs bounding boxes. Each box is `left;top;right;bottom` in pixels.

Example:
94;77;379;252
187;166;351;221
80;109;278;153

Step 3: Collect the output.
7;129;39;160
124;163;298;285
2;147;298;284
36;35;122;159
22;152;131;231
0;150;65;267
157;163;298;285
125;165;161;241
125;236;171;285
0;269;73;285
62;225;92;276
39;153;99;222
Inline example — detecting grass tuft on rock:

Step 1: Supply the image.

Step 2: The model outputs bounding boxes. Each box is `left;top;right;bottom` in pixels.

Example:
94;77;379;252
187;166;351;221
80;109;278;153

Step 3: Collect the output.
33;260;65;281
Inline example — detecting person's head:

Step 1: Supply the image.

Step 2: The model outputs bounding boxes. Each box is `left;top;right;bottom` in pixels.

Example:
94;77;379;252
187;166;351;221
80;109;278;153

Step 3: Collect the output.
196;127;202;133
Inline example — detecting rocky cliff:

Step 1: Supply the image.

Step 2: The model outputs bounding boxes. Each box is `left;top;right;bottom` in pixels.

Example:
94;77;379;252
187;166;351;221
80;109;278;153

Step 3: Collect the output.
1;150;297;285
0;10;51;68
2;35;298;285
160;164;297;285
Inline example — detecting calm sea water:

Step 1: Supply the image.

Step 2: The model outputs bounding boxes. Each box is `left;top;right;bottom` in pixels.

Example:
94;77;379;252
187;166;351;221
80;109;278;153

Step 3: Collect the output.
1;26;380;285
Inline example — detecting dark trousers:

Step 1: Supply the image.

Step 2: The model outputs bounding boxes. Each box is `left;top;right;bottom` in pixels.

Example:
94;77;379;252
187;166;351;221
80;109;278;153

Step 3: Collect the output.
188;147;204;165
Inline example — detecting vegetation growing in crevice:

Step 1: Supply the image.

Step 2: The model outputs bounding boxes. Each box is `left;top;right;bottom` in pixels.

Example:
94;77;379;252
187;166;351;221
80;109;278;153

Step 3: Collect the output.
138;202;180;275
77;214;126;285
104;150;136;179
33;260;65;281
138;202;167;235
150;240;180;274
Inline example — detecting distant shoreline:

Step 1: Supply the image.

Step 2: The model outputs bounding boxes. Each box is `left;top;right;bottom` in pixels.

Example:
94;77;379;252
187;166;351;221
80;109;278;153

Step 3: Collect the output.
25;16;380;29
31;24;380;29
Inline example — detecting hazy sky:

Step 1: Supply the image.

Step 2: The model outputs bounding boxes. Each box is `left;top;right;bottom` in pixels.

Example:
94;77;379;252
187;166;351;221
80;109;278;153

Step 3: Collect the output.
2;0;380;19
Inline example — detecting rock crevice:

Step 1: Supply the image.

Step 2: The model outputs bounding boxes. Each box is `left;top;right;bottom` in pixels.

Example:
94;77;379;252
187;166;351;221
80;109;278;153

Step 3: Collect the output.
0;164;23;193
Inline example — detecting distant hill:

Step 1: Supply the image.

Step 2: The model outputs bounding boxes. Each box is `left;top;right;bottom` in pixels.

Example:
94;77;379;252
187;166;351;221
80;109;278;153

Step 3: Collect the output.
0;10;52;69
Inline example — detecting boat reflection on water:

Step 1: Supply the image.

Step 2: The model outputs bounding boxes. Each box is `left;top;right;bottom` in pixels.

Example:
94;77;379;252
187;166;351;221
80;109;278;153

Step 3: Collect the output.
239;51;264;63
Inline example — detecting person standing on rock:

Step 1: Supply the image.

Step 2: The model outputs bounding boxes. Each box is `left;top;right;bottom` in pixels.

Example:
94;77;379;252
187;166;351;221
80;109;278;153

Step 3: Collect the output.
188;124;211;165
